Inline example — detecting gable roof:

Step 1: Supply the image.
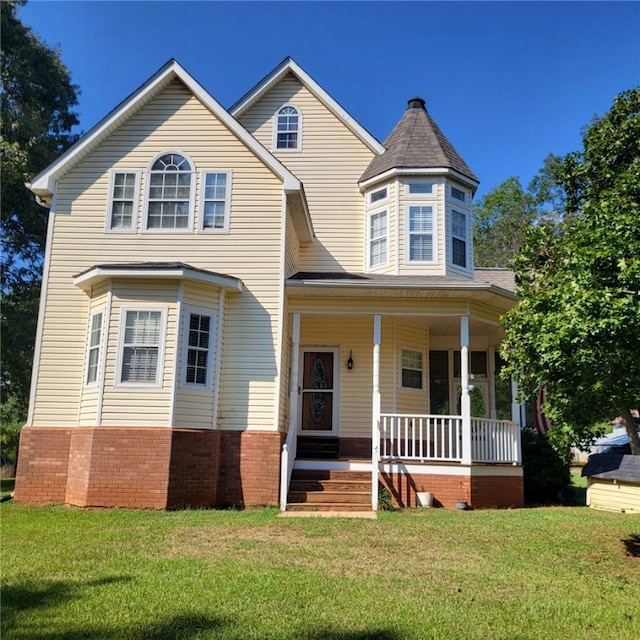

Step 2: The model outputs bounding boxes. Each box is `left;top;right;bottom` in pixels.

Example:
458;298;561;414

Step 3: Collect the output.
360;97;478;187
582;453;640;483
230;57;385;155
27;59;303;199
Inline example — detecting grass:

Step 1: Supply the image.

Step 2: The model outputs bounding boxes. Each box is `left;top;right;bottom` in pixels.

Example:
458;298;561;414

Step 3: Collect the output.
2;503;639;640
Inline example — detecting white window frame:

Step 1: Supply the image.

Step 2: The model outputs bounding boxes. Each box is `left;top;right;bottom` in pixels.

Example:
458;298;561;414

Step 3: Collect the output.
406;204;437;265
116;307;167;388
182;308;216;389
451;208;469;269
405;179;437;198
401;349;424;390
368;187;389;206
451;186;466;203
105;170;140;233
198;170;232;233
142;151;196;233
367;208;389;271
84;309;105;387
273;104;302;151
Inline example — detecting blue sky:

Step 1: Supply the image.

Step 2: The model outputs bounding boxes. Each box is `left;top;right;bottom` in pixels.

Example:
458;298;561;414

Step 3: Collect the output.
19;1;640;199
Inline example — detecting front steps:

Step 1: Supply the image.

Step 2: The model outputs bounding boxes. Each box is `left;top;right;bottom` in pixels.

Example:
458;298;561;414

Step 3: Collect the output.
286;468;372;512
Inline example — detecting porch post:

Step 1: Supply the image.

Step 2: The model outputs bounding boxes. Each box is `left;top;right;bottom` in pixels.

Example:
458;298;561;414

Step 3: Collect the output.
289;313;301;429
372;314;381;510
460;315;472;465
511;377;523;464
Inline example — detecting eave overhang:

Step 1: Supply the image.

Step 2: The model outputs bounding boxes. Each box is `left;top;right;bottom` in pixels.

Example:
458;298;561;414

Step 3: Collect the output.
73;262;244;293
358;167;479;194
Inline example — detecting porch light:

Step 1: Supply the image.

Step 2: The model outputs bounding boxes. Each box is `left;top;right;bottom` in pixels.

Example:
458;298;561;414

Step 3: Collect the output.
347;351;354;370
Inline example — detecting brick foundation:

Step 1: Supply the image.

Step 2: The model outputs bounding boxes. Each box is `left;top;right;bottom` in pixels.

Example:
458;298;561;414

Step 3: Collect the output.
217;431;285;507
380;467;523;509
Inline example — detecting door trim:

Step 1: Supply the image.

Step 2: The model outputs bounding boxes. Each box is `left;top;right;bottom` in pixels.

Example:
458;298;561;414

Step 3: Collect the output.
298;347;340;436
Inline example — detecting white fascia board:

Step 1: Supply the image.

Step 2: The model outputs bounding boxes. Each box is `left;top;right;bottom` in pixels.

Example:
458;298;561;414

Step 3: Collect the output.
230;57;385;155
28;60;301;197
285;183;315;243
358;167;480;193
73;266;244;293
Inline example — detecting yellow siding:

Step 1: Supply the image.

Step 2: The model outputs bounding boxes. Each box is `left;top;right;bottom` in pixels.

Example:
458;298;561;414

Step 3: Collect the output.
237;75;375;272
588;479;640;512
396;321;429;414
173;282;221;428
284;214;301;278
33;79;285;432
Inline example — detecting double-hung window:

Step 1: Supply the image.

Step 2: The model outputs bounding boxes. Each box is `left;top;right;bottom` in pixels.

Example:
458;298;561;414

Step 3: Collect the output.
184;312;213;387
408;205;434;262
452;209;467;268
119;309;165;385
275;105;300;150
146;153;194;230
200;171;231;232
107;171;139;231
85;310;104;385
401;349;423;389
368;210;388;269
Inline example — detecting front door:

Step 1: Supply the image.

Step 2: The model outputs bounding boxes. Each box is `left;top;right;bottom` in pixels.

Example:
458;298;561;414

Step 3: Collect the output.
299;349;339;435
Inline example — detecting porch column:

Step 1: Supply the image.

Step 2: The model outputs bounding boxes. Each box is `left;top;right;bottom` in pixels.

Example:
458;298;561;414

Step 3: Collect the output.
289;314;301;429
511;377;523;464
460;315;472;465
372;314;381;510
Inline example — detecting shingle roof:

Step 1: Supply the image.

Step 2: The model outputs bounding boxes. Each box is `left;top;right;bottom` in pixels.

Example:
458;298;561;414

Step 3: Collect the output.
582;453;640;483
360;97;478;184
473;268;516;293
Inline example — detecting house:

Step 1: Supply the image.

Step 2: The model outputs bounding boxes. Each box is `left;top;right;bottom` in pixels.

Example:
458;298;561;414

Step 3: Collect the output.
582;454;640;512
14;58;524;512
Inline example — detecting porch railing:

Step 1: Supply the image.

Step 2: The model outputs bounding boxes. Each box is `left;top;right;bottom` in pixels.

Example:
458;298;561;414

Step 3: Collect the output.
279;425;297;511
380;414;520;464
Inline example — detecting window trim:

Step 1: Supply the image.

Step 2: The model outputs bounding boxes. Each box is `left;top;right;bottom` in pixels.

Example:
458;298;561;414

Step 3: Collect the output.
115;307;167;388
84;309;105;387
405;179;437;199
401;348;424;390
368;187;389;206
405;203;437;265
198;170;232;233
367;208;389;271
142;151;196;233
272;103;302;152
450;186;466;203
105;170;141;233
451;208;468;269
181;308;216;389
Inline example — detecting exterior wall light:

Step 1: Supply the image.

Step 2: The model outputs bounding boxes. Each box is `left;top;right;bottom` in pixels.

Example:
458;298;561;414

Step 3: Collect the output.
347;350;354;370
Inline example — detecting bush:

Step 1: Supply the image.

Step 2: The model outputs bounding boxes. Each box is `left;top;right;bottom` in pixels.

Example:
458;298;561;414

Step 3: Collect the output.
521;427;571;504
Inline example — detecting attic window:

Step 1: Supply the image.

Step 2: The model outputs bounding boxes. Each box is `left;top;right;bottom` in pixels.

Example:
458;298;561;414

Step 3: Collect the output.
407;182;433;195
370;187;388;204
451;187;466;202
145;153;194;231
275;105;301;150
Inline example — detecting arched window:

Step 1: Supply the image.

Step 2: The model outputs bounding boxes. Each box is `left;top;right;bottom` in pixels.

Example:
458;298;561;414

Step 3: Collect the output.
275;105;301;150
146;152;194;230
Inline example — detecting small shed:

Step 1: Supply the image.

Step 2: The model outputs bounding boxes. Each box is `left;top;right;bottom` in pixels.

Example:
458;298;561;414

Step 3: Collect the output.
582;454;640;513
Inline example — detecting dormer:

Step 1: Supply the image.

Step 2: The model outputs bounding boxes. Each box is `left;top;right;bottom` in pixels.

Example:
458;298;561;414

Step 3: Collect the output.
359;97;479;279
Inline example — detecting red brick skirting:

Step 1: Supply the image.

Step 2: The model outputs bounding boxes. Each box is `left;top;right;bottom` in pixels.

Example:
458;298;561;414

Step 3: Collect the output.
14;427;284;509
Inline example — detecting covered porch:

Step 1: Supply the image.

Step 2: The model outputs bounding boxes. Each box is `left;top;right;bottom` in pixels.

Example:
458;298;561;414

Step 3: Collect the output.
280;274;523;511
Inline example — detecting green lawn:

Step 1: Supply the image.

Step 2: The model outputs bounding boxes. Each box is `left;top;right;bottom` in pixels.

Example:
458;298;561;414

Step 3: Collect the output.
2;503;639;640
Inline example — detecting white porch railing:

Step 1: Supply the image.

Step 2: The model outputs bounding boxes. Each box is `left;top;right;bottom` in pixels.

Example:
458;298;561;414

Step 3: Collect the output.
380;414;520;464
279;426;297;511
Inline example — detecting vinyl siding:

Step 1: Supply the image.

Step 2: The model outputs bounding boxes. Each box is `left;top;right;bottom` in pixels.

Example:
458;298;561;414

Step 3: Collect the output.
237;75;375;272
32;80;285;432
588;479;640;512
396;321;429;415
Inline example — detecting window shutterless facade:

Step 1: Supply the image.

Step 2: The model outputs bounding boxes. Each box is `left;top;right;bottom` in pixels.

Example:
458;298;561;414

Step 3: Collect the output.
85;310;104;385
368;209;388;269
107;170;140;232
144;153;194;231
118;309;166;385
200;171;231;232
401;349;423;389
451;186;466;202
184;311;213;387
408;205;434;262
275;105;301;150
452;209;467;268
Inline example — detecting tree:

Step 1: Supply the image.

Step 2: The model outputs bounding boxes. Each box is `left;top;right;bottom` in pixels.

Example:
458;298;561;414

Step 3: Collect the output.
501;87;640;454
473;155;565;268
1;0;80;413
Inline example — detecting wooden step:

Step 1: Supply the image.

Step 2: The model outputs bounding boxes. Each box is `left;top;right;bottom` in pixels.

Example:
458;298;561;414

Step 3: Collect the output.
290;469;371;481
287;468;372;512
289;479;371;492
296;436;339;460
286;502;374;512
288;490;371;504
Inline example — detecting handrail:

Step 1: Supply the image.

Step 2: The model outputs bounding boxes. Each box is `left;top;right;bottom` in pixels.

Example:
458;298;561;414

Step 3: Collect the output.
279;425;297;511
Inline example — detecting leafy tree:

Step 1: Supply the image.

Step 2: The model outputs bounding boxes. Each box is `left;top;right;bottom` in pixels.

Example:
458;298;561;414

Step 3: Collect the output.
501;87;640;454
473;155;565;268
1;0;80;413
